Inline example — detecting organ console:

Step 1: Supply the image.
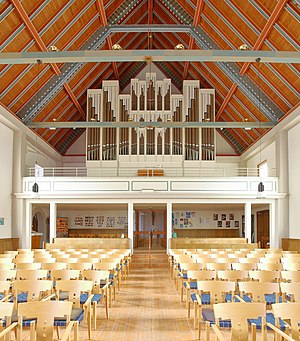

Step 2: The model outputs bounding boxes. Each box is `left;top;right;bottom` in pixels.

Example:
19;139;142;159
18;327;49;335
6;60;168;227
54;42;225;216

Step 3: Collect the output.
86;73;215;169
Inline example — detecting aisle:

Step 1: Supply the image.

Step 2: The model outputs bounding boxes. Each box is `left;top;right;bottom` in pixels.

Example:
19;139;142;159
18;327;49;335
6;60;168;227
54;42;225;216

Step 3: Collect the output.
93;250;196;341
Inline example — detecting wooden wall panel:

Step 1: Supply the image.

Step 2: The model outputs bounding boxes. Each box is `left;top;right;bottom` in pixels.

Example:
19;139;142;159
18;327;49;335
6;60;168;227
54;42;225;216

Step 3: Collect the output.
0;238;19;253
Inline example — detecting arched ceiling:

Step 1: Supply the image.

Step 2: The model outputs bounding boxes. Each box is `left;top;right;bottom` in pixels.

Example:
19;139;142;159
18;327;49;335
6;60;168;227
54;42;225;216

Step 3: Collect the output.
0;0;299;155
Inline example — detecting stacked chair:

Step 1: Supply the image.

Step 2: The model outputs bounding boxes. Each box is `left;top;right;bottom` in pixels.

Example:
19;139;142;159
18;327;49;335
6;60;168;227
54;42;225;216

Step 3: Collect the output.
169;247;300;340
0;246;132;340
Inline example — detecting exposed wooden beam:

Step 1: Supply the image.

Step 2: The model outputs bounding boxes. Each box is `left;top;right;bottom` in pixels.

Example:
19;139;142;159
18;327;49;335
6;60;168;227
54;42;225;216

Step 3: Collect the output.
183;0;205;80
96;0;119;79
215;83;238;120
10;0;85;119
240;0;288;75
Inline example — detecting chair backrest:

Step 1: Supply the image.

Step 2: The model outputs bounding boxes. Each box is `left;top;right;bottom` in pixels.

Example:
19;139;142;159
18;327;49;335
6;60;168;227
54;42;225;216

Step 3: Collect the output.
68;262;93;271
257;263;282;271
0;302;14;322
16;269;48;280
248;270;280;283
186;270;216;281
82;270;110;293
197;280;235;305
271;302;300;340
0;258;13;264
280;270;300;283
93;262;116;272
0;269;17;281
55;280;93;308
281;261;300;271
41;262;67;271
0;263;15;270
12;280;53;305
238;281;280;303
217;270;249;282
280;282;300;302
18;301;73;340
0;280;11;296
179;263;204;272
15;263;41;270
50;269;80;281
213;302;266;340
206;263;232;271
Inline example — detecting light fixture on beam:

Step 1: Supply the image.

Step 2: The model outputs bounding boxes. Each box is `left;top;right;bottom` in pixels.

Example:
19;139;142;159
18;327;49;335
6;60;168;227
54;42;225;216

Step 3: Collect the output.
244;118;252;130
112;44;122;50
175;43;184;50
238;44;250;51
48;45;59;52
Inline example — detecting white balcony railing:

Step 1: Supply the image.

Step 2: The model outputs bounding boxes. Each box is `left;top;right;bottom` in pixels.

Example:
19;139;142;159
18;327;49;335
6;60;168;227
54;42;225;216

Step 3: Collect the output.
26;167;277;178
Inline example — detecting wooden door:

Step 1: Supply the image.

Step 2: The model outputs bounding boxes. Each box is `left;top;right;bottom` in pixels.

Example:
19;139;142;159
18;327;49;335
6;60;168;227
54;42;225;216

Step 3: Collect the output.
257;210;269;248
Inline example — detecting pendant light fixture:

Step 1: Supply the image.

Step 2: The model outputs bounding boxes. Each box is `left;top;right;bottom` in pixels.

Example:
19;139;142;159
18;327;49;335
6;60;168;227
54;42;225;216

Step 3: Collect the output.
256;57;264;193
32;59;42;194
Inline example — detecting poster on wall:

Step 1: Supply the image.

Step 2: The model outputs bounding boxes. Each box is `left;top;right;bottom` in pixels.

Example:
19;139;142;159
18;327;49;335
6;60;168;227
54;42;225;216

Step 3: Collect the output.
117;216;127;226
96;216;105;227
221;214;226;221
74;216;83;227
213;214;218;221
56;217;68;238
84;216;94;227
226;221;231;228
106;217;116;228
235;221;239;228
0;218;4;225
229;213;234;220
217;221;222;228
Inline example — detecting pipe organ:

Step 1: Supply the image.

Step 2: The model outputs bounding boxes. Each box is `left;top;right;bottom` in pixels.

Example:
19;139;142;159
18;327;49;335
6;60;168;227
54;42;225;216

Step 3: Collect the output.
86;74;215;168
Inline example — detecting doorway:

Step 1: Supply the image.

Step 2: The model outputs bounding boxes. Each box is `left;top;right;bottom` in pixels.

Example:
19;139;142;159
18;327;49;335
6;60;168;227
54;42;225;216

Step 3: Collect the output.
134;204;167;250
257;210;270;248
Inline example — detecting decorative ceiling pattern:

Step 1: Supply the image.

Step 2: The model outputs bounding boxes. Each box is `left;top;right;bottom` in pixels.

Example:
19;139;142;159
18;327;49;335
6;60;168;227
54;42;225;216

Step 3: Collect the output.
0;0;299;155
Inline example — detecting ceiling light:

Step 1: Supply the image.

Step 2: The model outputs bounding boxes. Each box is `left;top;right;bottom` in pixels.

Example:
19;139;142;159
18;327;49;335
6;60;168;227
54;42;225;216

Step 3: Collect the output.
238;44;250;50
175;44;184;50
243;118;252;130
48;45;59;52
112;44;122;50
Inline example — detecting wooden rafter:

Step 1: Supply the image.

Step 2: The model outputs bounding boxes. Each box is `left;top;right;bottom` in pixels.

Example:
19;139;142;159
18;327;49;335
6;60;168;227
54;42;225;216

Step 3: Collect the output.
95;0;119;79
240;0;289;76
216;0;288;120
10;0;85;119
148;0;154;48
183;0;204;80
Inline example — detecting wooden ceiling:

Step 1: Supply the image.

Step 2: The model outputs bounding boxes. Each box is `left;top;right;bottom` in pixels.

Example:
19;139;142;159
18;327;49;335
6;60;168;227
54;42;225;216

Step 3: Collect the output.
1;0;299;155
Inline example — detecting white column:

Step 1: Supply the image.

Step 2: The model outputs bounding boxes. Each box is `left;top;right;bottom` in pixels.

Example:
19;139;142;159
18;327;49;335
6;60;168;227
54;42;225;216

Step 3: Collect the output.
166;202;173;251
49;202;57;243
127;202;134;252
244;203;252;243
269;201;277;248
275;130;289;247
12;131;26;241
23;201;32;249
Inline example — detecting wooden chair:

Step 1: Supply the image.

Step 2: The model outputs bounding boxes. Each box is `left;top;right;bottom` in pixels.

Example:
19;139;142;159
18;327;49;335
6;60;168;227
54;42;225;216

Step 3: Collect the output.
232;262;257;271
237;281;280;305
186;270;216;318
206;263;232;271
0;258;13;264
0;302;18;340
280;282;300;302
0;281;12;302
50;269;80;281
210;302;266;341
17;300;78;341
194;281;235;334
41;262;67;271
68;263;93;271
267;302;300;340
82;270;110;327
178;262;204;294
15;263;41;270
248;270;280;283
55;280;93;339
257;263;282;271
280;270;300;283
12;280;53;308
16;269;48;280
281;261;300;271
0;270;16;281
93;263;117;303
0;264;15;271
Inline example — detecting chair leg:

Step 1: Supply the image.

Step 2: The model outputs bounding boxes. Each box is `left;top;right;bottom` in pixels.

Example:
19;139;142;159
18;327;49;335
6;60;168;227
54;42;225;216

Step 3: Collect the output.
194;302;198;329
74;321;79;341
187;299;191;318
87;311;91;340
205;321;210;341
93;301;97;331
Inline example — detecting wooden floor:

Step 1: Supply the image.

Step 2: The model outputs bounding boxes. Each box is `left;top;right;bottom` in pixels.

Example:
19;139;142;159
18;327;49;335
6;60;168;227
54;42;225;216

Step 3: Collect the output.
21;250;272;340
92;250;196;341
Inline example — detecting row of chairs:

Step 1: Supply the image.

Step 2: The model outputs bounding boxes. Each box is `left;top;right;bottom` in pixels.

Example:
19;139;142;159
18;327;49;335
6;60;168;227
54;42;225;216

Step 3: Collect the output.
169;248;300;340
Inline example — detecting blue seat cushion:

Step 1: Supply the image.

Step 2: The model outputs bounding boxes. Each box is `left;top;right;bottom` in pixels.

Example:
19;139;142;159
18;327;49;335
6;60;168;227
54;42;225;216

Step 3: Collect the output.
238;294;282;305
80;293;101;304
9;293;28;303
184;281;197;289
190;293;232;305
54;308;84;326
202;308;231;327
109;274;114;280
249;312;286;330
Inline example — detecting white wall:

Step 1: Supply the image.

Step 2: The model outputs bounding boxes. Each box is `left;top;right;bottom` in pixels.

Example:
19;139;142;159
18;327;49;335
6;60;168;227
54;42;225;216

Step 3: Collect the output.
0;122;13;238
288;122;300;238
246;141;276;171
26;141;59;168
216;132;237;155
62;132;86;167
